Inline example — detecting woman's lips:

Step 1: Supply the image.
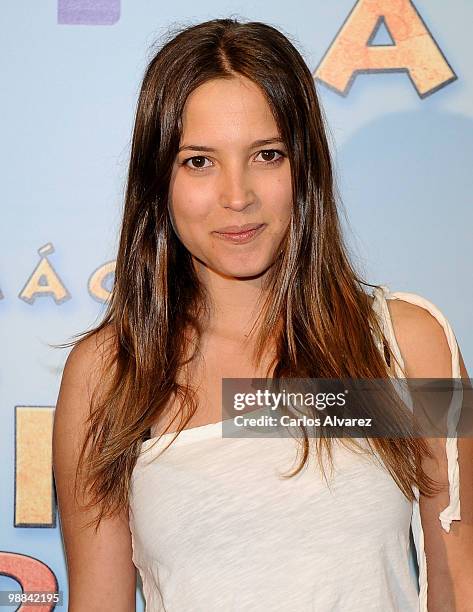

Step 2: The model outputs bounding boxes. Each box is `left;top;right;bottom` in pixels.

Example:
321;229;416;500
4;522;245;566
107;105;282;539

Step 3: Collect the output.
213;223;266;244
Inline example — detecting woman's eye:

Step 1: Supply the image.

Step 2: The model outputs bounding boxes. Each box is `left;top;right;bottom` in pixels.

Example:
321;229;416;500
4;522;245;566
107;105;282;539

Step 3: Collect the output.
183;156;212;170
255;149;285;165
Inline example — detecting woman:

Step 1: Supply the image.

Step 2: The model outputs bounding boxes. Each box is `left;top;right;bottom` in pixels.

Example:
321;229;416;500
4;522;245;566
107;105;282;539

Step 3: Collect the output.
52;17;472;611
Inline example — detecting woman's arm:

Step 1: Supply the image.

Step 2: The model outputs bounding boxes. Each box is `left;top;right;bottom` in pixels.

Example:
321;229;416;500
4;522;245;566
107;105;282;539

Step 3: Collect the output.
388;298;473;612
52;331;137;612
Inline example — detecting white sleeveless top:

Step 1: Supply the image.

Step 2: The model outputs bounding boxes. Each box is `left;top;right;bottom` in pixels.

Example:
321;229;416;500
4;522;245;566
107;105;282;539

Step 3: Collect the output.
128;285;462;611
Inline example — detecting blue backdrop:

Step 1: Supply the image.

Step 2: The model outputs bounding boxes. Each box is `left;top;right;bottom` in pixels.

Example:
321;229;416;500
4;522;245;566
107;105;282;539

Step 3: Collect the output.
1;1;471;609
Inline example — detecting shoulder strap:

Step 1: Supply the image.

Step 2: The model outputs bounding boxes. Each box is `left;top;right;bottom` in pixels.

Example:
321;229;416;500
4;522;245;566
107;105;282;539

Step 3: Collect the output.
374;285;461;377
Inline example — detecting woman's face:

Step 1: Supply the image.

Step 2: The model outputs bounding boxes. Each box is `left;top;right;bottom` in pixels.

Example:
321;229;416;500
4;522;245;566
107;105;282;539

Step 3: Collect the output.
168;75;292;280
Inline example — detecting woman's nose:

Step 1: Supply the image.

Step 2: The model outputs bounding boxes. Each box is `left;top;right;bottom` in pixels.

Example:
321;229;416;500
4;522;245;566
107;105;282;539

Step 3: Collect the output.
218;164;256;211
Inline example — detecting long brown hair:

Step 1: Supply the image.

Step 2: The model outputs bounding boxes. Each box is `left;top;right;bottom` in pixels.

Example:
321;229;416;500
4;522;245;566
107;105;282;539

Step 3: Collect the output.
58;17;441;531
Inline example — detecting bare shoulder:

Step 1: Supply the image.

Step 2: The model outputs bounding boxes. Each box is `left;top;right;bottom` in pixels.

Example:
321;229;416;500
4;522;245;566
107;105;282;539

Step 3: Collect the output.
63;323;118;398
386;296;457;378
53;321;118;476
66;322;117;368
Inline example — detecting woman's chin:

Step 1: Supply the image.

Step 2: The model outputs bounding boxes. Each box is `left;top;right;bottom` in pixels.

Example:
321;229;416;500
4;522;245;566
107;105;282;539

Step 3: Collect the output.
191;250;277;280
210;258;274;280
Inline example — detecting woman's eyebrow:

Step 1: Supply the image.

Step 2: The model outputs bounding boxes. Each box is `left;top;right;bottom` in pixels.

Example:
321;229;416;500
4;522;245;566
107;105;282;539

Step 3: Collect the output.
178;137;285;153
